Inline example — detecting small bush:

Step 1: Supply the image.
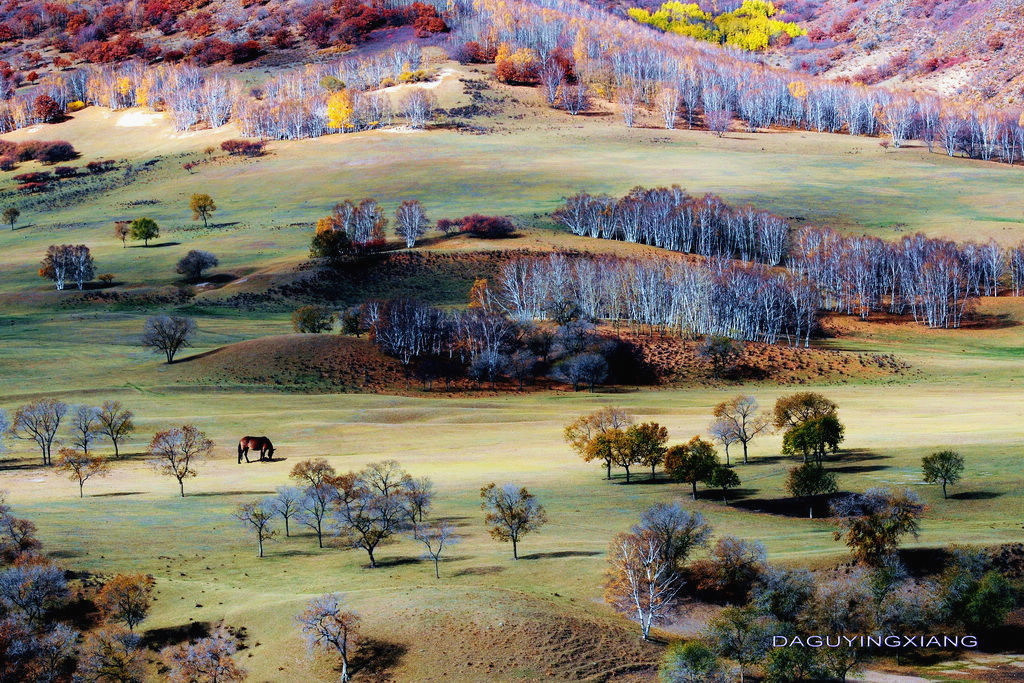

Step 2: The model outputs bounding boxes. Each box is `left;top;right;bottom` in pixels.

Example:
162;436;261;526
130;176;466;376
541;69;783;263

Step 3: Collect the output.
452;214;516;238
54;166;77;178
66;100;86;112
220;139;265;157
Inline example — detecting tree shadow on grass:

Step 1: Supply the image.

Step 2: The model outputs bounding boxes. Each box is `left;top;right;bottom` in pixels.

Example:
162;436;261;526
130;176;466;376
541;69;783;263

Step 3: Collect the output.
187;490;276;497
732;492;853;518
830;464;890;474
92;491;145;497
518;550;602;560
453;565;504;577
142;622;212;650
949;491;1003;500
351;638;407;678
366;555;420;569
129;241;181;248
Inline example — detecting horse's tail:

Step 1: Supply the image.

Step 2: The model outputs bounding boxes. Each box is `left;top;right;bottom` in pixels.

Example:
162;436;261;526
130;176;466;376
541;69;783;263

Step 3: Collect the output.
237;441;243;462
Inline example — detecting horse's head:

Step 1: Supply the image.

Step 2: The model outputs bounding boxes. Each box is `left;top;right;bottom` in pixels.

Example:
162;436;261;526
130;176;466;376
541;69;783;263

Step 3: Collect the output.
267;445;275;459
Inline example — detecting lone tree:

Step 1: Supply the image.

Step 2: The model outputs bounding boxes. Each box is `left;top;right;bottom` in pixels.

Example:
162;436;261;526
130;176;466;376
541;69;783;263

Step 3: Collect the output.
235;500;277;557
175;250;219;281
709;465;741;503
830;487;924;566
97;400;135;459
96;573;155;631
114;220;131;247
56;447;109;497
922;450;965;499
161;628;246;683
148;424;212;497
129;217;159;246
564;407;635;480
142;315;196;363
480;483;547;560
664;436;719;500
395;199;429;248
786;463;838;518
10;397;68;465
190;193;217;228
2;206;19;230
411;520;460;579
713;395;770;464
605;529;682;640
296;594;360;683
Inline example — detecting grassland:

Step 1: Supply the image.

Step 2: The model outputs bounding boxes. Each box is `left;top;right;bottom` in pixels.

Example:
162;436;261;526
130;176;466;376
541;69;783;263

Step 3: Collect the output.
1;61;1023;680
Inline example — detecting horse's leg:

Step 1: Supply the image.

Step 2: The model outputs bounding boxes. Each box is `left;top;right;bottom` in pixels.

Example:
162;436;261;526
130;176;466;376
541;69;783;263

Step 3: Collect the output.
243;446;251;463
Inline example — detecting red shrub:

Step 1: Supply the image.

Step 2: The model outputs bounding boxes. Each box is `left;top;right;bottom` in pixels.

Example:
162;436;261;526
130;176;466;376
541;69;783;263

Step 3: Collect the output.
220;139;265;156
456;214;516;238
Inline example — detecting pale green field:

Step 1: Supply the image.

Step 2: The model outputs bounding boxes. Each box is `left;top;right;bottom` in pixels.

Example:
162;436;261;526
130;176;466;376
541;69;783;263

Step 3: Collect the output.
1;63;1023;680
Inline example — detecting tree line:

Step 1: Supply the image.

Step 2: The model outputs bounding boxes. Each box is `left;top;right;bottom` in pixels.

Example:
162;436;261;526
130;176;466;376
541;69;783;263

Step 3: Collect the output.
0;42;436;138
457;0;1024;165
554;187;789;266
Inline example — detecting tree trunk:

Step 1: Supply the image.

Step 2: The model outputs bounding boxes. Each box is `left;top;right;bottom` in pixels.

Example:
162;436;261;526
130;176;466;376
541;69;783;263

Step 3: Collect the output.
742;440;749;464
691;481;697;500
605;460;612;480
650;463;656;480
434;557;440;579
512;538;518;560
367;547;376;568
316;525;323;548
258;537;264;558
340;653;350;683
79;481;84;498
179;479;185;497
284;517;290;537
112;439;120;459
724;445;730;466
624;465;630;484
942;481;948;499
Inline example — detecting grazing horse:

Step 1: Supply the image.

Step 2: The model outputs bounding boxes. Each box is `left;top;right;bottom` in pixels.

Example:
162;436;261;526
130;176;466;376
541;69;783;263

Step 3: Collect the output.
238;436;275;463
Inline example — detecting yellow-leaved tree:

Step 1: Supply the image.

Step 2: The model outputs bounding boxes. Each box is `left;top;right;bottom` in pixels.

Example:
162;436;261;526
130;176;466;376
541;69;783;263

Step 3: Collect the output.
327;89;354;131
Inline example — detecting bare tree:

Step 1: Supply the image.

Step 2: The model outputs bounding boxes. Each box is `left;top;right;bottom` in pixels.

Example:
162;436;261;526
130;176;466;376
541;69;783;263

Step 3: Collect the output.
633;501;712;570
400;89;435;128
97;400;135;459
713;395;770;464
71;405;101;454
161;627;246;683
559;82;590;116
55;447;110;497
235;501;277;557
605;530;682;640
394;200;429;249
402;476;434;523
296;594;360;683
10;398;67;465
292;459;339;548
333;467;409;568
148;425;212;497
0;561;67;624
77;628;147;682
410;520;460;578
480;483;547;560
142;315;196;363
657;86;680;129
708;417;739;466
271;486;302;537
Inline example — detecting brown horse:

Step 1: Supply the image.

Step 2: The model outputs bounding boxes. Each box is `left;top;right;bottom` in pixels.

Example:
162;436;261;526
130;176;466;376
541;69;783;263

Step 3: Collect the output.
238;436;275;463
